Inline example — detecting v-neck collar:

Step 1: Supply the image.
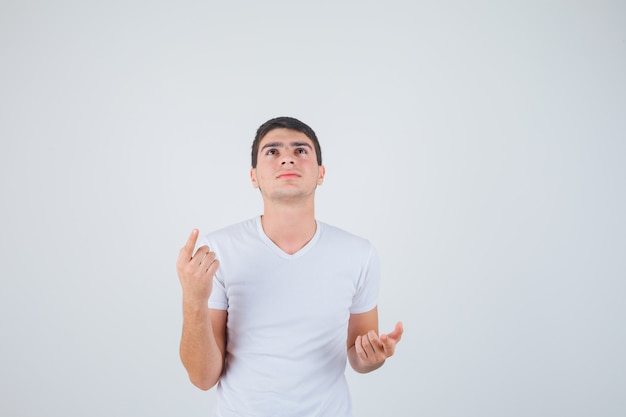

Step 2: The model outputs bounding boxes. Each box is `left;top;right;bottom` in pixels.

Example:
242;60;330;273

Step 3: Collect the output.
255;215;321;260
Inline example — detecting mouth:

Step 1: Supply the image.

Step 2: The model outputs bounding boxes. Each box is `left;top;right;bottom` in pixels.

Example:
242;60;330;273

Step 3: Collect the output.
276;171;300;179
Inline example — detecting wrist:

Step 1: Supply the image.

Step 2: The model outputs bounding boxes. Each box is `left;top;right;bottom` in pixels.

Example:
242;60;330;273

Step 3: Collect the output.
182;297;210;315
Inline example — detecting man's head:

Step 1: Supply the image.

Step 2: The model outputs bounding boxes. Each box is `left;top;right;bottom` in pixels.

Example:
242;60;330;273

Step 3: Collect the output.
251;117;322;168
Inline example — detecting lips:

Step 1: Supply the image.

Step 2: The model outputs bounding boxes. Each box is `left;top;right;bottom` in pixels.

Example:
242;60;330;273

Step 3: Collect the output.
276;171;300;179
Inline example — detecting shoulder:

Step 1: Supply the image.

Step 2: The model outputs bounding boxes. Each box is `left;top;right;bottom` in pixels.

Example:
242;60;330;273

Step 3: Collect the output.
200;217;259;246
317;221;375;254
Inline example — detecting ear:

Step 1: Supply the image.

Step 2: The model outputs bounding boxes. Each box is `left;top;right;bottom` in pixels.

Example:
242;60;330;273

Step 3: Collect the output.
250;168;259;188
317;165;326;186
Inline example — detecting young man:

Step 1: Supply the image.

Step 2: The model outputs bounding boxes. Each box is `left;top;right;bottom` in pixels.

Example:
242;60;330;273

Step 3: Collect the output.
177;117;403;417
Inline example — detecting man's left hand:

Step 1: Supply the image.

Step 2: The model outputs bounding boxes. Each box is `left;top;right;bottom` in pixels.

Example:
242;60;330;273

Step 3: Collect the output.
354;321;404;367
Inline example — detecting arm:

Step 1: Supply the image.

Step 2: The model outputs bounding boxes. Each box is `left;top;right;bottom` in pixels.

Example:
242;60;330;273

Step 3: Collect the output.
347;307;403;373
177;229;227;390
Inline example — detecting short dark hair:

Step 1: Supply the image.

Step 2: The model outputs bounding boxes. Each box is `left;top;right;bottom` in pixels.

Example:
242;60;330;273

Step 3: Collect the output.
251;117;322;168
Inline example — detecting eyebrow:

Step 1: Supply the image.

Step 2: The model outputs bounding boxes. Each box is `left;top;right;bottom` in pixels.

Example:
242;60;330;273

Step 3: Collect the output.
261;141;313;150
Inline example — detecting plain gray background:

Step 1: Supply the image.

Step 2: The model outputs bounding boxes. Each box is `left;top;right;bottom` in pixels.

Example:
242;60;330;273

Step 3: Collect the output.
1;1;625;416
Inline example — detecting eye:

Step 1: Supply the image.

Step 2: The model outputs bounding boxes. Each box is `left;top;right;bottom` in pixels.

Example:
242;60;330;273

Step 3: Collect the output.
296;148;308;155
266;149;278;156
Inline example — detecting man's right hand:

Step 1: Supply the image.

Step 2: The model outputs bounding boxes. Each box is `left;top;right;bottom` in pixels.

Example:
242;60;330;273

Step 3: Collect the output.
176;229;220;306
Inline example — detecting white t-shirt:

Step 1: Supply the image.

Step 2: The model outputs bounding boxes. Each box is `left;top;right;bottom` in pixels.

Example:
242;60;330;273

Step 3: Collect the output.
202;216;380;417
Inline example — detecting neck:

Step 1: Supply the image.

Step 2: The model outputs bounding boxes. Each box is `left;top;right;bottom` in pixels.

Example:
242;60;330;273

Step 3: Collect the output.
260;200;317;255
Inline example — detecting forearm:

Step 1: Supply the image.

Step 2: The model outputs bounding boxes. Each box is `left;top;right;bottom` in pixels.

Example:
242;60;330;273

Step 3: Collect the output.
180;302;224;390
347;345;384;374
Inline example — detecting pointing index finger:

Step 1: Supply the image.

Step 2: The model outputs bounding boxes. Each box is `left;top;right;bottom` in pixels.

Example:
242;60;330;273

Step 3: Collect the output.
181;229;199;259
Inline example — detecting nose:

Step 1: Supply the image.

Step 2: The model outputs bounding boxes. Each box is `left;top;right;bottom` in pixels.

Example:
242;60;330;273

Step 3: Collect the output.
280;156;295;165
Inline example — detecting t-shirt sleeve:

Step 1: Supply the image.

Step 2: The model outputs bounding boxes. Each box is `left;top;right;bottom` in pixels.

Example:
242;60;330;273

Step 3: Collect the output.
350;242;381;314
208;276;227;310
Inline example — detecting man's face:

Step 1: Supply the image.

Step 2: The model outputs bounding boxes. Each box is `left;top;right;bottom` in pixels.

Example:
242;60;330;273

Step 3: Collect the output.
250;128;325;203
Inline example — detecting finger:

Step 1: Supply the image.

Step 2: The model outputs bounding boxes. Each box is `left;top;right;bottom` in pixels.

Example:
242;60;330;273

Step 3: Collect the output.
380;322;403;355
179;229;199;260
379;333;395;355
199;250;217;269
386;321;404;342
363;330;381;355
354;335;368;360
206;258;220;276
368;330;383;348
194;246;211;264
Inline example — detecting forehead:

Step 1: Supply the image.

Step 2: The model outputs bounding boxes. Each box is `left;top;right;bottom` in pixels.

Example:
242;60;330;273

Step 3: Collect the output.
258;128;314;148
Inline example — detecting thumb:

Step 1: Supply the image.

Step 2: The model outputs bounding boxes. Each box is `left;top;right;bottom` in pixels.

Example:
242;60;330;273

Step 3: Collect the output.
386;321;404;342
